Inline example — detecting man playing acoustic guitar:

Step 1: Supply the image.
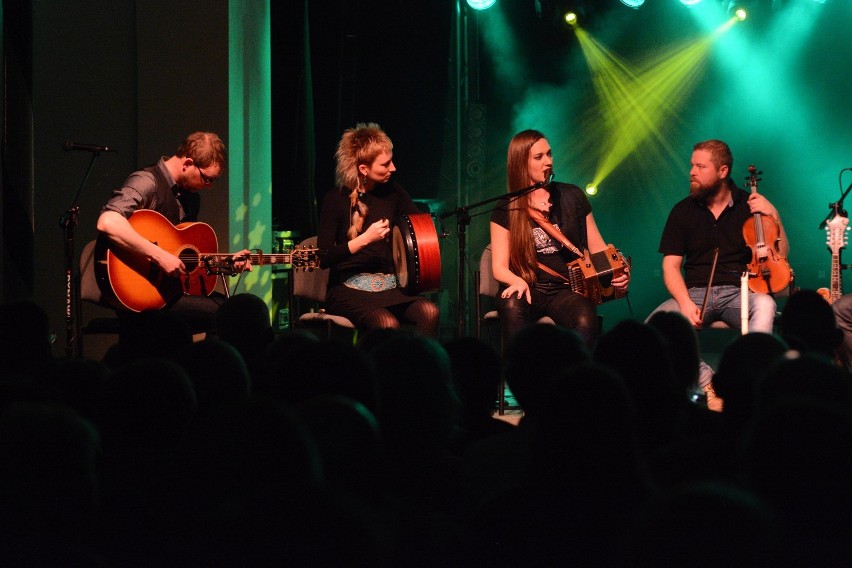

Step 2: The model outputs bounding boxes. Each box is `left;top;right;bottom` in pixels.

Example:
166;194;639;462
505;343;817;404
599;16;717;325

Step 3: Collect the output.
96;131;252;331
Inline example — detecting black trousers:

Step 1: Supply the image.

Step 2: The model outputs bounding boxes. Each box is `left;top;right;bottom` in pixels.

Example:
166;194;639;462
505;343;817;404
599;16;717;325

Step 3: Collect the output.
498;285;597;348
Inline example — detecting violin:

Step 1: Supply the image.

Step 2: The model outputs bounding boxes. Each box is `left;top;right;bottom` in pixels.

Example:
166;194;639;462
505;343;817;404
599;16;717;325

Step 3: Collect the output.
742;164;792;294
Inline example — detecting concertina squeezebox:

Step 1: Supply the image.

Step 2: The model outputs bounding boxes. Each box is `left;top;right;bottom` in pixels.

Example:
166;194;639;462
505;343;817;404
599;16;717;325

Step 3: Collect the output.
566;245;629;305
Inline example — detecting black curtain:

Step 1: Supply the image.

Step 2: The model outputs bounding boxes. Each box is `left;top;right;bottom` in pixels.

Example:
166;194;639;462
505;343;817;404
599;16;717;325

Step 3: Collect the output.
1;0;34;301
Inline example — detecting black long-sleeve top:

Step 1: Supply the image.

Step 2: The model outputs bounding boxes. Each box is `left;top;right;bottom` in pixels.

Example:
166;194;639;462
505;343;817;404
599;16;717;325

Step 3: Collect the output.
317;181;418;286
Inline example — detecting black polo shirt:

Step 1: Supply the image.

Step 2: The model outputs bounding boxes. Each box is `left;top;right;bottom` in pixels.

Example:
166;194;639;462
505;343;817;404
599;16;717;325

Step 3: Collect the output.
658;186;753;288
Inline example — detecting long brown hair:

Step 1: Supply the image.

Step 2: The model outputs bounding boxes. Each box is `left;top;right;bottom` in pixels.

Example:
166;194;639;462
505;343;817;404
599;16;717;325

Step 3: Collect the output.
334;123;393;240
506;129;546;283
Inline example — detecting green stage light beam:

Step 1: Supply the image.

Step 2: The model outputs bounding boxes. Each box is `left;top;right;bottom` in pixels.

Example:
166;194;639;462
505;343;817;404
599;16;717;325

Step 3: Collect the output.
477;1;525;85
570;18;740;192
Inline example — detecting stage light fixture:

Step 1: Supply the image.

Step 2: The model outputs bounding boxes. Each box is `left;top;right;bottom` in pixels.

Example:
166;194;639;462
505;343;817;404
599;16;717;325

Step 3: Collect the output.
546;2;589;30
727;1;754;20
466;0;497;10
585;183;598;196
564;10;579;26
679;0;703;5
619;0;645;8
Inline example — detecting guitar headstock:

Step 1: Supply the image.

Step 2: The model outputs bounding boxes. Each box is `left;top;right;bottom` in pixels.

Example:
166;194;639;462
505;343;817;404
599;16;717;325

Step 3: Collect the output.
291;246;320;270
825;212;850;255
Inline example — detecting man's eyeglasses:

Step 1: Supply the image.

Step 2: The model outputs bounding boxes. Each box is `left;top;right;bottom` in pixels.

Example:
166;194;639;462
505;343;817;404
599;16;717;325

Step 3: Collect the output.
195;163;219;185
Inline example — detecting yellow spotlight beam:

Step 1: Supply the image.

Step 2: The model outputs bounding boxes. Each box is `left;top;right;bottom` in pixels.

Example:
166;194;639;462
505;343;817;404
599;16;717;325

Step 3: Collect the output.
571;18;740;190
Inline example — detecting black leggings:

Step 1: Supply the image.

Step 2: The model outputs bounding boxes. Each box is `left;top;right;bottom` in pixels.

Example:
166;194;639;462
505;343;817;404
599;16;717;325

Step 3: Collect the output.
498;286;598;348
361;298;440;337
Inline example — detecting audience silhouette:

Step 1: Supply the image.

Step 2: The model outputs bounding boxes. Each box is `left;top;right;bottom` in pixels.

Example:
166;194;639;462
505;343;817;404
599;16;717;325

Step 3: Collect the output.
778;289;843;360
649;332;789;489
102;309;193;368
0;401;101;562
629;481;780;567
593;319;684;454
215;292;276;381
461;361;652;566
646;310;721;438
443;336;514;451
462;324;589;511
1;294;851;565
266;336;379;414
175;338;252;415
755;349;852;412
743;397;852;566
367;331;465;565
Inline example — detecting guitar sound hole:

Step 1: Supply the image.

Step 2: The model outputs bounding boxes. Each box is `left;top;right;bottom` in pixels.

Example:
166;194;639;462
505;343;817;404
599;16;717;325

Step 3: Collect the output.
181;248;200;272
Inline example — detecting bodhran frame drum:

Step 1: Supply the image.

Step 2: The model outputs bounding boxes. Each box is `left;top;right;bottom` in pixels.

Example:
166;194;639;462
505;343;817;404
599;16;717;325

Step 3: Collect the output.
392;213;441;294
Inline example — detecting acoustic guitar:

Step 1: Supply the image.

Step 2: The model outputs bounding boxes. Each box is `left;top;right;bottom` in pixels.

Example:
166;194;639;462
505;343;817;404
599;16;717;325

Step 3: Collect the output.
95;209;319;312
817;205;849;305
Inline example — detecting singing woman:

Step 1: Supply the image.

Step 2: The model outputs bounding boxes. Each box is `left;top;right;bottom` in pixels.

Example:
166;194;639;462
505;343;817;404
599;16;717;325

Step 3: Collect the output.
489;129;629;347
317;122;439;336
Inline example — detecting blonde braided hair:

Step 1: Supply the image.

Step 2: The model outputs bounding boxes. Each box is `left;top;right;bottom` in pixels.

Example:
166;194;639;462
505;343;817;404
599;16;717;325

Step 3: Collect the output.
334;123;393;240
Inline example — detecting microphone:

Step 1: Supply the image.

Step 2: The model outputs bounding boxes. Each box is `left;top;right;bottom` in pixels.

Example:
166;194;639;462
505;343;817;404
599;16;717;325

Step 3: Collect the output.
63;141;116;153
505;170;556;199
533;169;555;189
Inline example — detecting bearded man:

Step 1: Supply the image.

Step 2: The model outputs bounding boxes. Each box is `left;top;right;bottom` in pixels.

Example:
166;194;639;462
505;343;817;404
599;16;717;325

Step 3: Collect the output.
645;139;789;406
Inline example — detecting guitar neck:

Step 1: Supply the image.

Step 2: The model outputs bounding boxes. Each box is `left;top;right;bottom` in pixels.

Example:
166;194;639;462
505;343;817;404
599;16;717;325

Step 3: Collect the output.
820;208;849;304
202;252;295;267
200;248;319;274
831;251;843;302
247;253;295;265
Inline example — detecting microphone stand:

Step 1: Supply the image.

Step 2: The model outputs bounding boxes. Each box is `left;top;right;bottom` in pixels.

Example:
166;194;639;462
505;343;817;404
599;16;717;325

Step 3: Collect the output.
440;179;549;337
59;150;103;357
819;171;852;230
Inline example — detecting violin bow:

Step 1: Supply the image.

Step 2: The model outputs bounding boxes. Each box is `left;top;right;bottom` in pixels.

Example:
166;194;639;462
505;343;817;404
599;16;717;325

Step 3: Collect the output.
700;247;720;321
